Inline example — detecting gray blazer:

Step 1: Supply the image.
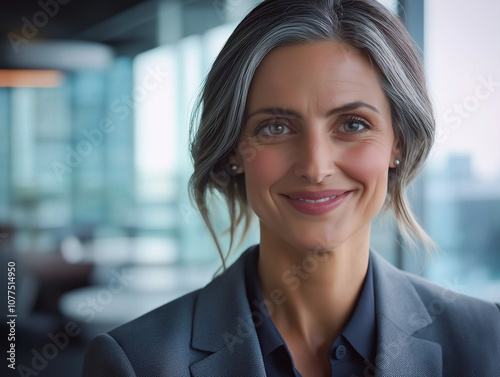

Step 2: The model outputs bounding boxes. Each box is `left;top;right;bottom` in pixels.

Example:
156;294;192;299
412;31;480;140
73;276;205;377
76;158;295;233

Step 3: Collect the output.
82;246;500;377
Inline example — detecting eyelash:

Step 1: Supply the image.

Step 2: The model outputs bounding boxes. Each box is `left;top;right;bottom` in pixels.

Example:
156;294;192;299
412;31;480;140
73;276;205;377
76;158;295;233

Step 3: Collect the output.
252;118;291;137
340;115;373;134
251;115;373;137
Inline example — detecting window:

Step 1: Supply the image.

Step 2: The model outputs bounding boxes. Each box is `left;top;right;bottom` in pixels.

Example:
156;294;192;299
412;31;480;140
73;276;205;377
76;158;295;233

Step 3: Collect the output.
423;0;500;301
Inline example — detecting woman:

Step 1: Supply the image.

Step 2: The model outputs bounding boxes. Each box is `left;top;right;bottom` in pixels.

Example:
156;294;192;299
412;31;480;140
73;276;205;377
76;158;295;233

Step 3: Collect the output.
83;0;500;376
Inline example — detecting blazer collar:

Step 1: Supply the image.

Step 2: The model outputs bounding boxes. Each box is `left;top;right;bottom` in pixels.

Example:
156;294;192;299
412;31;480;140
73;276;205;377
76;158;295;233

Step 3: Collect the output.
370;251;443;377
189;247;443;377
190;246;266;377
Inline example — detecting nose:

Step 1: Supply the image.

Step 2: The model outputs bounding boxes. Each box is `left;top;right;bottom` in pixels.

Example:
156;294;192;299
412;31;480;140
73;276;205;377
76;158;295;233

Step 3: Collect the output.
294;130;335;184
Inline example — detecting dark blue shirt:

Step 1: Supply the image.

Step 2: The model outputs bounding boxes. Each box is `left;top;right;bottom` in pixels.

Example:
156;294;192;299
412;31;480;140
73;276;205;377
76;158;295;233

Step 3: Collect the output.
245;247;376;377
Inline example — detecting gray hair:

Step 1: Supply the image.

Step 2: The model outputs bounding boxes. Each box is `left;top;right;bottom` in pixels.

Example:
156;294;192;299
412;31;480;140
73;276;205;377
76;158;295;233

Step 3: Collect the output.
189;0;435;267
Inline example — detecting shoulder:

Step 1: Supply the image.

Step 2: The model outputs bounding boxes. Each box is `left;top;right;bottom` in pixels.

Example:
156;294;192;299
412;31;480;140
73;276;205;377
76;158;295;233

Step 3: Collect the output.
371;250;500;326
109;288;200;343
406;270;500;369
82;290;204;377
82;247;256;377
371;251;500;373
398;262;500;360
403;267;500;325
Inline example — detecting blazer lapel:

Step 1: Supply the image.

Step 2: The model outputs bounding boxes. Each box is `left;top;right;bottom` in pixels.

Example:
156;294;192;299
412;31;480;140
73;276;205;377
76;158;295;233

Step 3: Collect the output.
188;248;443;376
189;247;266;377
190;335;266;377
371;251;442;377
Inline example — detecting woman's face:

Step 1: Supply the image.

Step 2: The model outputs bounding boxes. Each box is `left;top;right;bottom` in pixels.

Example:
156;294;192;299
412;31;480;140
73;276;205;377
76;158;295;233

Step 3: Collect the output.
235;41;399;252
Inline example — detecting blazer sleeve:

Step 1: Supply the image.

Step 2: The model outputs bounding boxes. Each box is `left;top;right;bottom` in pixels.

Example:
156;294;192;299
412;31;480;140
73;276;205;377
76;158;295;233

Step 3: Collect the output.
82;333;137;377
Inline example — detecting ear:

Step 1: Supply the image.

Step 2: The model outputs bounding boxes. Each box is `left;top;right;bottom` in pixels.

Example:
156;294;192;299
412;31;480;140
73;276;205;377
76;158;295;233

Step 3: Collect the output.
229;149;245;174
389;138;401;168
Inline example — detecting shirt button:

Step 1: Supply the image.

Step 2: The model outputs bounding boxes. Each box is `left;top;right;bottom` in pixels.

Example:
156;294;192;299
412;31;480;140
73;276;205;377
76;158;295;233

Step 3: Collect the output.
335;345;347;360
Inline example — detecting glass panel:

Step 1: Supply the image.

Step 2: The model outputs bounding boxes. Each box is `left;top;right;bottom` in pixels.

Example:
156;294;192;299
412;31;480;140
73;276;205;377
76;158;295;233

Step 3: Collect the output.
377;0;398;12
0;88;11;221
424;0;500;301
134;45;178;203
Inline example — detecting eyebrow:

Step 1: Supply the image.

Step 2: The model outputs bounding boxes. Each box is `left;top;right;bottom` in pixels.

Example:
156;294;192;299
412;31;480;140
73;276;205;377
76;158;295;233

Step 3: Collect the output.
246;101;380;121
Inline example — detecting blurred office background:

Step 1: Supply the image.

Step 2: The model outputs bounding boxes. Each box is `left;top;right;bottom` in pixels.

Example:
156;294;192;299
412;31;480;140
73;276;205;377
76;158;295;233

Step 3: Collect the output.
0;0;499;375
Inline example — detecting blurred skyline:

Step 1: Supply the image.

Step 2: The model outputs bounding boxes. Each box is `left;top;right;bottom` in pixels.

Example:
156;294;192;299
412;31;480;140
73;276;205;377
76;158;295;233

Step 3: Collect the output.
426;0;500;179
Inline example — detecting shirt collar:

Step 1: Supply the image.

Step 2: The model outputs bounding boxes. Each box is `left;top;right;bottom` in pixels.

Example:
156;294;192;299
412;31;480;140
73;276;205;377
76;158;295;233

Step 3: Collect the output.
342;255;376;363
245;246;285;357
245;246;376;363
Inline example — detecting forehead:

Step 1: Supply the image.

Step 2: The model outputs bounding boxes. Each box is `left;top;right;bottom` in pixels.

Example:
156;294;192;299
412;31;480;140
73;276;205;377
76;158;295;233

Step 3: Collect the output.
246;41;389;114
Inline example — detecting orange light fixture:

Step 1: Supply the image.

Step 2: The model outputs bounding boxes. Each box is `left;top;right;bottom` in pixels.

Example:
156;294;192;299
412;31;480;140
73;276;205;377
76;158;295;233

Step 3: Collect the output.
0;69;63;88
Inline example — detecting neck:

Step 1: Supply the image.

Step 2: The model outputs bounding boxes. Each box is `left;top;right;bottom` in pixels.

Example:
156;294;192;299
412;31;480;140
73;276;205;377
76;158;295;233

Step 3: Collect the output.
257;223;370;350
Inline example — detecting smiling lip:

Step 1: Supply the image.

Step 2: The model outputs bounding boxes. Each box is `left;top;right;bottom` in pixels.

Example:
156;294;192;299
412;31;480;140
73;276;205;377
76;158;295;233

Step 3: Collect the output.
282;190;351;215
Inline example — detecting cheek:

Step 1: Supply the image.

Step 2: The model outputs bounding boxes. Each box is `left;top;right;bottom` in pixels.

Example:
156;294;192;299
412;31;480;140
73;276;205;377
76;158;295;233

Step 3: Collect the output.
242;148;290;219
341;143;390;187
242;147;291;193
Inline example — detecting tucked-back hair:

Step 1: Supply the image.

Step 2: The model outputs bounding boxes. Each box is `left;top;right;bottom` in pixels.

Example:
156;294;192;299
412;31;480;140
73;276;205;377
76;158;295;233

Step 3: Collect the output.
189;0;435;267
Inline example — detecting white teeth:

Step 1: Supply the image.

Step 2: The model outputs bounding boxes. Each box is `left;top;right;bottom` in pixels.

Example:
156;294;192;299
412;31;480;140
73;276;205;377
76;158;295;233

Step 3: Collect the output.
290;196;338;203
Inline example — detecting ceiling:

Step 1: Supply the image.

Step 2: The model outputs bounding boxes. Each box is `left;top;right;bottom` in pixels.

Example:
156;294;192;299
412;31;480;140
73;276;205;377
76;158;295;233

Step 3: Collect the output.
0;0;225;58
1;0;146;46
